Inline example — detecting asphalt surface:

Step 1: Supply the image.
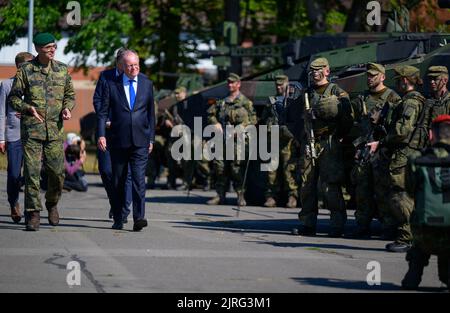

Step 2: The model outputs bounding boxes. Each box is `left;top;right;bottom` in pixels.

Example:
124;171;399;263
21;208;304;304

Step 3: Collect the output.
0;171;447;293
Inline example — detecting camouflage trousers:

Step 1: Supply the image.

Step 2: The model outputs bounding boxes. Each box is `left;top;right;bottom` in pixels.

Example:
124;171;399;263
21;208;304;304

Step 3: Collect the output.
386;148;414;243
213;143;249;196
23;138;64;212
265;137;299;199
181;141;211;187
406;226;450;285
298;135;347;231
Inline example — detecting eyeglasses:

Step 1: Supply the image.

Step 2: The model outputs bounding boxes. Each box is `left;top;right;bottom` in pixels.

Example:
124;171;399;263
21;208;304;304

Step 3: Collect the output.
40;44;57;52
125;64;139;69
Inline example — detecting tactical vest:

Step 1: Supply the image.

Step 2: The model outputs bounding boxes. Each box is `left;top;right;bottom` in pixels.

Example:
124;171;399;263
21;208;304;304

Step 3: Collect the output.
358;88;395;136
310;83;340;137
412;147;450;227
406;91;428;150
429;92;450;122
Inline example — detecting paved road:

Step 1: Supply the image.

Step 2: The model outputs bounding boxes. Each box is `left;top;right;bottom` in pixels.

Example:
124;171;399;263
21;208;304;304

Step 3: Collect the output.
0;171;447;293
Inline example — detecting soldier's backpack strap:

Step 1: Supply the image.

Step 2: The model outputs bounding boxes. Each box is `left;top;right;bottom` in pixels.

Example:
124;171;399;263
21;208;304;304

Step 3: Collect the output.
379;88;393;102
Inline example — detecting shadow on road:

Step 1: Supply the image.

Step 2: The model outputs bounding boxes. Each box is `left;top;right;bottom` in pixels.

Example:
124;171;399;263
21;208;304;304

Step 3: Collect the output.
249;240;387;252
292;277;448;292
292;277;400;291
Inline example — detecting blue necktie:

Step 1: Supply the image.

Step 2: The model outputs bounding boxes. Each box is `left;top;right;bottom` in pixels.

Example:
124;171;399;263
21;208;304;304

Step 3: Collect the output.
129;79;136;110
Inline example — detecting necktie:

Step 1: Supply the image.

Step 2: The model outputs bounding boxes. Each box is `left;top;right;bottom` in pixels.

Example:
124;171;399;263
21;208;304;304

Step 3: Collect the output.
129;79;136;110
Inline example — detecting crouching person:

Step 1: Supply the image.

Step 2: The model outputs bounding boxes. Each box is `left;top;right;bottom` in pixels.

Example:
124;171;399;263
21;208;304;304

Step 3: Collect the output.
402;114;450;290
63;133;88;192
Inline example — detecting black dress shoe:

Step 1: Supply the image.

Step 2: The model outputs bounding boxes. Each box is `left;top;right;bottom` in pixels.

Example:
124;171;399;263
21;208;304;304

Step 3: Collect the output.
133;219;148;232
112;221;123;230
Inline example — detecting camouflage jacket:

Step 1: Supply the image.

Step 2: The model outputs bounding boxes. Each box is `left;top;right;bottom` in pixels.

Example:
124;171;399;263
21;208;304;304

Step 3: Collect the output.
383;90;426;151
8;58;75;141
304;82;353;140
351;87;401;140
207;93;257;127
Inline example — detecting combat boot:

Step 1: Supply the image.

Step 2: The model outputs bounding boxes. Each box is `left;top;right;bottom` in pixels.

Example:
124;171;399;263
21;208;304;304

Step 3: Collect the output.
10;202;22;224
386;241;411;253
286;196;297;208
264;197;276;207
207;194;225;205
237;192;246;207
401;250;428;290
25;211;40;231
47;205;60;226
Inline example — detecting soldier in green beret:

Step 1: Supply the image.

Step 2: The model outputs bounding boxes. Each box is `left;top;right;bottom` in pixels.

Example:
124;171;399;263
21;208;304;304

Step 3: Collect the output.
8;32;76;231
206;73;257;206
349;63;402;238
260;74;300;208
297;57;354;237
426;66;450;121
368;65;426;252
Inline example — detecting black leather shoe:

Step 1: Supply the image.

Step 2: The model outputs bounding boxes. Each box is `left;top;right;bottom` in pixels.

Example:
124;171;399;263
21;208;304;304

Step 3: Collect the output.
122;217;128;224
133;219;148;232
386;241;411;253
112;221;123;230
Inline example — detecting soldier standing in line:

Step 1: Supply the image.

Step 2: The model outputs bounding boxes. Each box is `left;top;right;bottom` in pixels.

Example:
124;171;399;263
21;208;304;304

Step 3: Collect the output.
401;114;450;290
206;73;257;206
349;63;401;238
8;33;75;231
426;66;450;120
297;57;353;237
261;75;300;208
369;65;426;252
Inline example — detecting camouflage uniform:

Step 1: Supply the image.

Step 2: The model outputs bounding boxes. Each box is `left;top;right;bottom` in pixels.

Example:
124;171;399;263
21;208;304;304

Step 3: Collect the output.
298;58;353;235
207;91;257;201
403;140;450;289
9;57;75;213
381;65;426;245
427;66;450;122
260;75;300;207
351;63;402;231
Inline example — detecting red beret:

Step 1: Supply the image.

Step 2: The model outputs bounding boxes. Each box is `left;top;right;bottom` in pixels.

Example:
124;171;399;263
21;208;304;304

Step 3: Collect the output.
432;114;450;125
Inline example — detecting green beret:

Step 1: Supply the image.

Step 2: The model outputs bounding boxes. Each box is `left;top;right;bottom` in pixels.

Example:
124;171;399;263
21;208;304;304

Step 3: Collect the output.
227;73;240;82
33;32;56;46
394;65;420;79
174;86;187;93
310;57;329;70
367;62;385;75
427;66;448;77
275;74;289;85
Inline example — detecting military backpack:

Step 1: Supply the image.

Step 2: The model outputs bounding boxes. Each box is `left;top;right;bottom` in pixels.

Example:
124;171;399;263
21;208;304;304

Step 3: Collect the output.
412;147;450;227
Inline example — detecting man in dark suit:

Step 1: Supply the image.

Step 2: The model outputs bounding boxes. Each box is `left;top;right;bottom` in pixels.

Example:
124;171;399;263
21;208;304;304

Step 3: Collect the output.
93;48;132;223
97;50;155;231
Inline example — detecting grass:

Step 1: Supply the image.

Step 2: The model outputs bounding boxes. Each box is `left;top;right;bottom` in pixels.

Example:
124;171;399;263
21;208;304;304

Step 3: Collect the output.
0;144;99;174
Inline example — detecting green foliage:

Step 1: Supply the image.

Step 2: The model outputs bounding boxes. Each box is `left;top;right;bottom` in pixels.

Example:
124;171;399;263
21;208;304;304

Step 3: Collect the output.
325;9;347;34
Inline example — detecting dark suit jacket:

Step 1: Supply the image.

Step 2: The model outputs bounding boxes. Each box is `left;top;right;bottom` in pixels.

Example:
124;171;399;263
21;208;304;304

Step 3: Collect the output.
97;73;155;149
93;68;117;114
